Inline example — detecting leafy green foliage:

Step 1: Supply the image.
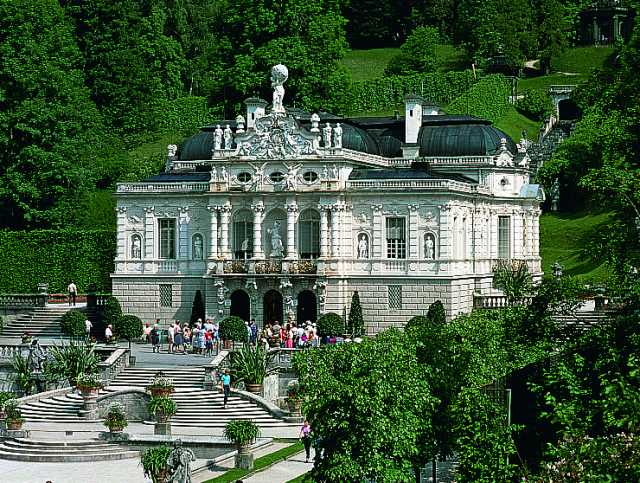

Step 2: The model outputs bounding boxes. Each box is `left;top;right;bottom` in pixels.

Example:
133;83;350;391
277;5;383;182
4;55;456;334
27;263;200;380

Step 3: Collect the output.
148;396;177;417
492;259;534;306
0;229;115;293
452;387;518;482
44;341;99;387
101;295;123;327
219;316;248;343
114;314;143;344
223;420;260;447
447;74;511;123
190;290;205;325
104;401;128;430
515;89;553;121
294;330;437;481
11;354;35;395
341;70;475;115
230;344;276;385
315;313;344;338
60;310;87;338
385;26;440;76
3;399;24;424
141;445;171;483
0;391;16;411
347;291;364;337
426;300;446;325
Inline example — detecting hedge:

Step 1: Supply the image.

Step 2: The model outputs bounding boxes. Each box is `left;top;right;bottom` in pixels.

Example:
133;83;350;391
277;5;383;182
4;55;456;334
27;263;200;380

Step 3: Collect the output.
336;70;478;114
60;310;87;337
0;229;116;293
447;74;511;124
219;316;249;343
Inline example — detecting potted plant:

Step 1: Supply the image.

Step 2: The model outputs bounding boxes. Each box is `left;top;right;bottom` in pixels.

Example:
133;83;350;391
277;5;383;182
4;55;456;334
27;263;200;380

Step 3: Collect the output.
230;344;276;394
224;420;260;469
148;396;177;423
21;332;32;345
4;399;24;430
285;380;302;415
219;316;249;348
146;373;175;397
103;402;128;432
76;373;104;397
0;392;16;420
141;445;171;483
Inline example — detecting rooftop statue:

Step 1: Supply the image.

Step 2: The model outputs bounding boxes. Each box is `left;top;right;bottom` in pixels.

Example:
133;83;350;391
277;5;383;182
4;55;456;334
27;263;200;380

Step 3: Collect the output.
271;64;288;113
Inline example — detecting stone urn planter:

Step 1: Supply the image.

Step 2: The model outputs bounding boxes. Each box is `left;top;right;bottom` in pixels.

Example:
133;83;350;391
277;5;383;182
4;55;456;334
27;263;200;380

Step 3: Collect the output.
6;419;24;431
245;384;262;395
79;387;100;398
148;387;174;398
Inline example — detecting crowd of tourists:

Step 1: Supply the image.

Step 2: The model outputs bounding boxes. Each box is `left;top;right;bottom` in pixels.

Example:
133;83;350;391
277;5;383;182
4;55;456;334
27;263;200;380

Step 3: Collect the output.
259;320;320;349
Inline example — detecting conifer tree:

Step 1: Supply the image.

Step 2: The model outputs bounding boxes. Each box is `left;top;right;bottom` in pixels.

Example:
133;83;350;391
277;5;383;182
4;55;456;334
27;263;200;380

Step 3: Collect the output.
348;291;365;337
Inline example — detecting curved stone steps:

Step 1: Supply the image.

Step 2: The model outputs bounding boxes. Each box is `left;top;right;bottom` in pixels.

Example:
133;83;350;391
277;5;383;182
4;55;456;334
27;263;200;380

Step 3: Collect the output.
0;439;138;462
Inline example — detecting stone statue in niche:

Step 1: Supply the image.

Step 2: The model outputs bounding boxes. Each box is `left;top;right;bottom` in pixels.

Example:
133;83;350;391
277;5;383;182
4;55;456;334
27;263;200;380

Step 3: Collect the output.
271;64;288;113
220;166;228;183
131;235;142;259
214;125;223;151
424;233;436;260
165;439;195;483
268;220;284;258
223;124;233;149
357;234;369;259
333;123;343;149
192;234;203;260
331;164;339;180
322;123;332;148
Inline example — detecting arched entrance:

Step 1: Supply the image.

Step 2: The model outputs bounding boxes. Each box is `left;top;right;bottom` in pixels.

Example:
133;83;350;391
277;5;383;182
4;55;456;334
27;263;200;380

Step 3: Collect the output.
263;290;283;325
230;290;250;322
558;99;581;121
297;290;317;324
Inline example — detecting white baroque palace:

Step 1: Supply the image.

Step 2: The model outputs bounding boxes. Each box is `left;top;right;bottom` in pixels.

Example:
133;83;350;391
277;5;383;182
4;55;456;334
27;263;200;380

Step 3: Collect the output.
113;65;544;332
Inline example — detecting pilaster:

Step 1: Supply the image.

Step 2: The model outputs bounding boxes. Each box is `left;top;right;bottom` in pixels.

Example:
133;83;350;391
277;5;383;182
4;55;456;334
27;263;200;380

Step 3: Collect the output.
207;205;219;259
116;206;127;260
319;205;330;258
220;203;232;259
408;204;419;259
286;201;298;260
178;207;190;259
144;206;155;259
251;201;265;259
371;204;383;259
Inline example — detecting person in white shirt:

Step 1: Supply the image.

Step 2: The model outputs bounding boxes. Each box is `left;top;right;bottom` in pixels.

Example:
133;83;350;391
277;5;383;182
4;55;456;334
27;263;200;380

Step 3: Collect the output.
67;281;77;306
105;324;113;343
167;322;175;354
85;318;93;339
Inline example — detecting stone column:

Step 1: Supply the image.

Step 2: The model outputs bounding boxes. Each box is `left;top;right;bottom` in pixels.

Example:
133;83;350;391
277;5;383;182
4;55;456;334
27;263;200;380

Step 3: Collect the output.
220;204;232;259
286;201;298;259
251;202;265;259
490;209;498;259
341;204;354;258
144;207;155;260
408;204;419;259
438;204;451;261
178;207;190;259
116;207;127;260
371;204;383;258
207;205;219;259
319;205;330;258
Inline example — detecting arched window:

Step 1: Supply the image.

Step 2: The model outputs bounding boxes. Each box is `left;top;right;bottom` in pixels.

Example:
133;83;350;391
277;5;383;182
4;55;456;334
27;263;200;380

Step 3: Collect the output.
233;210;253;259
131;234;142;259
192;233;204;260
298;210;320;259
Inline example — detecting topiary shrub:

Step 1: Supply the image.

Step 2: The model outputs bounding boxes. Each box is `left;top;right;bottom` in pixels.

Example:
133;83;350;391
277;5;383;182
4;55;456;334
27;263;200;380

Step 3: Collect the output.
427;300;446;325
60;310;86;337
101;295;122;325
405;315;430;332
316;312;344;338
347;291;364;337
219;316;248;343
114;314;143;349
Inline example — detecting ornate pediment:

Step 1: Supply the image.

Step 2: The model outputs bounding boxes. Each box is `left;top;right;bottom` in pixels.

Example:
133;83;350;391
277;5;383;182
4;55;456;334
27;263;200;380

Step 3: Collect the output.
234;112;318;159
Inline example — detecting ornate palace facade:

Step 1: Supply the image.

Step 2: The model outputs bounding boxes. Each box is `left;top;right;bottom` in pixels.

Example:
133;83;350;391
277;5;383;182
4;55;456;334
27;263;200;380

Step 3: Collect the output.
113;65;544;332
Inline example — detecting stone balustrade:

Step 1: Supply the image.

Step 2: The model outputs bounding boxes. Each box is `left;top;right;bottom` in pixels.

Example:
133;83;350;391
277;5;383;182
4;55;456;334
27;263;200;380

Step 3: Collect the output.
116;182;209;193
267;348;301;370
98;348;130;384
0;294;47;309
0;344;30;360
473;294;533;309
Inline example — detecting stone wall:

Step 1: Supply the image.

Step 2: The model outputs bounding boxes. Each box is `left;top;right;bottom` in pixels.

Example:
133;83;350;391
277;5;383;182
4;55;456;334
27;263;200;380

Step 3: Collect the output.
97;389;151;421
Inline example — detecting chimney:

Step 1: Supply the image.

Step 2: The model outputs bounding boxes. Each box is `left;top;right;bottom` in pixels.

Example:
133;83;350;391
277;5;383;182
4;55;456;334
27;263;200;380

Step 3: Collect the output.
244;97;268;129
404;94;424;144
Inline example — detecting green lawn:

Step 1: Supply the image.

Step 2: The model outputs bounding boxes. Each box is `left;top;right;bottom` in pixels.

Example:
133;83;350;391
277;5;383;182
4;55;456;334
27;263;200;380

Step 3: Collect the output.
341;44;467;82
127;130;190;161
539;211;611;282
495;106;540;142
517;73;588;94
550;46;615;74
286;472;312;483
203;442;304;483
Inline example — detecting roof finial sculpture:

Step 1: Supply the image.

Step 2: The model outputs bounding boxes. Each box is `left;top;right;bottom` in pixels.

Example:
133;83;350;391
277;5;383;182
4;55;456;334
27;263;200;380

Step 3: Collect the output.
271;64;288;113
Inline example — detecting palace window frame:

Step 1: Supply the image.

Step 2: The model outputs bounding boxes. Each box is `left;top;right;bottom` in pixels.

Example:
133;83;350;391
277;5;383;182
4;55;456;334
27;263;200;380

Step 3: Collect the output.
386;217;407;259
158;219;176;259
298;209;320;259
498;216;511;259
233;210;254;259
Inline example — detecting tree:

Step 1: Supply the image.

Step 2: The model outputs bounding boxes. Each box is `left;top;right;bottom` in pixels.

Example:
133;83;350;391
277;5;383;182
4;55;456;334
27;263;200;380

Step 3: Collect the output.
385;26;440;76
114;314;143;350
344;0;412;48
190;290;205;325
0;0;113;228
426;300;446;325
293;329;437;481
316;313;344;339
347;291;364;337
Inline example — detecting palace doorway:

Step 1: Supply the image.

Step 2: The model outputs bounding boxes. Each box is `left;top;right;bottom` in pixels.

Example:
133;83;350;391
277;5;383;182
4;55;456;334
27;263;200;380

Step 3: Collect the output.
230;290;250;322
263;290;283;325
296;290;317;323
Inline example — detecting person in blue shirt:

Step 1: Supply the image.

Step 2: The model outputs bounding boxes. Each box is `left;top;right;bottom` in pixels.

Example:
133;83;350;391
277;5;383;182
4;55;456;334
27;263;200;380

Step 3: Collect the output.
220;369;231;408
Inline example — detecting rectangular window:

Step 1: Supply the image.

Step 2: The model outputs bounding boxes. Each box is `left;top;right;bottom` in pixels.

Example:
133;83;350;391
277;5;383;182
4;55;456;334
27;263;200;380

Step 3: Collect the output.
388;286;402;309
498;216;511;259
159;284;173;307
386;217;406;259
159;219;176;259
299;219;320;259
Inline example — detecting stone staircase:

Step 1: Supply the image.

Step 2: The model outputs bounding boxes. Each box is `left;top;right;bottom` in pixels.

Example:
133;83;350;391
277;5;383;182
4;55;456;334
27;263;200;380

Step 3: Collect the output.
528;120;576;175
19;366;291;428
0;438;139;462
0;305;73;339
554;311;609;334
